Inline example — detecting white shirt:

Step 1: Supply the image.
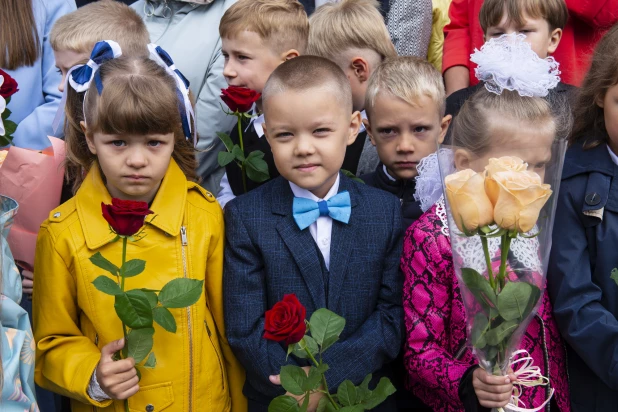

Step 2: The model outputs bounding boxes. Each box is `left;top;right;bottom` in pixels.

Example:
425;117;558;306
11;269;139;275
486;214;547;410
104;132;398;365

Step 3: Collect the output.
289;175;340;270
383;164;397;182
608;145;618;166
315;0;336;8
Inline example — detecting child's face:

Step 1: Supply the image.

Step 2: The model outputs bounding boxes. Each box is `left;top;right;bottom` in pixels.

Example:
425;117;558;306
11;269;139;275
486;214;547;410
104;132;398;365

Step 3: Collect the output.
365;93;451;181
54;48;89;93
600;83;618;154
485;12;562;58
84;128;175;203
222;31;291;94
264;87;362;199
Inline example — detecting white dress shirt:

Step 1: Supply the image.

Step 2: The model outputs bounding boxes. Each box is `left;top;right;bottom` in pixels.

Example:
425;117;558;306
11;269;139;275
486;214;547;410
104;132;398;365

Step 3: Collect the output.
289;175;340;270
608;145;618;166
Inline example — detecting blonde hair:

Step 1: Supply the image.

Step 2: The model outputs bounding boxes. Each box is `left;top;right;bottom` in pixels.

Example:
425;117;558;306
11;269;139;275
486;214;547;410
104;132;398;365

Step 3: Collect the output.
365;56;446;118
51;0;149;57
307;0;396;63
219;0;309;54
480;0;568;32
65;57;197;193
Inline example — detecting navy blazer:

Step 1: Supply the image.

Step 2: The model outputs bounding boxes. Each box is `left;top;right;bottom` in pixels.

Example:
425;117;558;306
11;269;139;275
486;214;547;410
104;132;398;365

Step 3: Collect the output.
548;139;618;411
224;174;404;407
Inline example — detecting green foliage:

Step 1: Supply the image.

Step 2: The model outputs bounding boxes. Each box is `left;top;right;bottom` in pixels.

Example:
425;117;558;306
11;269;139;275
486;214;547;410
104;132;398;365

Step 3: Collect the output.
309;309;345;352
158;278;204;308
144;352;157;368
340;169;364;184
245;151;270;183
280;365;308;396
152;307;177;333
92;276;122;296
461;268;497;311
122;259;146;278
89;252;119;276
126;327;154;364
216;133;271;184
611;268;618;286
268;396;300;412
114;291;153;329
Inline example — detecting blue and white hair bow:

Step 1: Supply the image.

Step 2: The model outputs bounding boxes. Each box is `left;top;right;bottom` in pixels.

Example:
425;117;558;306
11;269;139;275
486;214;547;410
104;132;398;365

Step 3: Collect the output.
52;40;122;132
148;43;197;146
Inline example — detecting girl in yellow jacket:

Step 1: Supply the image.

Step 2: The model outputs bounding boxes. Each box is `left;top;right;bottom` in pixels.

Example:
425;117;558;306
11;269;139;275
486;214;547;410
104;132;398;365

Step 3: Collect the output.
32;42;246;412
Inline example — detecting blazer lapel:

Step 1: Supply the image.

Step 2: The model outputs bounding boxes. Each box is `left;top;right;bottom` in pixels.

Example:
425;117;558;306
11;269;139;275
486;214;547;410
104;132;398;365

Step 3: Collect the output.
272;178;327;309
327;175;359;310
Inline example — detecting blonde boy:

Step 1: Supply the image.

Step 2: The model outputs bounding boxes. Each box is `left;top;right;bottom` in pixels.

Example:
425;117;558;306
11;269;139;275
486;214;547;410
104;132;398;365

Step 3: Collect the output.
307;0;397;176
362;57;451;227
217;0;309;207
51;0;150;92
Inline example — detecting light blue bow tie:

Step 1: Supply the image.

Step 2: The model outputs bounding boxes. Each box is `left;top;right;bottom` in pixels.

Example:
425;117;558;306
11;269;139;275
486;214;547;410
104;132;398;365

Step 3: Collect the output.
293;191;351;230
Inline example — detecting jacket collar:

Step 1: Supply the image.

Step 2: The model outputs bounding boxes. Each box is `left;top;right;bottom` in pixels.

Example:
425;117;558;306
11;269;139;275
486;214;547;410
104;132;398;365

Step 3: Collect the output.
562;138;616;180
76;160;187;250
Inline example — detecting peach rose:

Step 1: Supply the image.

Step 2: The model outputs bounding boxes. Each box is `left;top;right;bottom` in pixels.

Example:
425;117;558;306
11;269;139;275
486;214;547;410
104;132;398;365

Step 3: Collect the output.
485;157;527;178
445;169;494;232
485;170;552;233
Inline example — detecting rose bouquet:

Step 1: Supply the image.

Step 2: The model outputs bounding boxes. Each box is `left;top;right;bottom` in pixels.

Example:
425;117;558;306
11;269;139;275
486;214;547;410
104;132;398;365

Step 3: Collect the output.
218;86;269;193
0;69;19;146
265;295;395;412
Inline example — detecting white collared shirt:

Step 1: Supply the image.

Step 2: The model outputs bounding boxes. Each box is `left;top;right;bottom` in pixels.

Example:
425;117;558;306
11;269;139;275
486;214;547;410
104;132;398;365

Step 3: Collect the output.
608;145;618;166
383;164;397;182
289;175;340;270
359;110;367;133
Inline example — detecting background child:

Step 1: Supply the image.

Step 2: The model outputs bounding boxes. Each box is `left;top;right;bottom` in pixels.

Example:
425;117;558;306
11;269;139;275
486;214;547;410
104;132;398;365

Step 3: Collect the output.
362;56;451;230
33;53;246;411
216;0;309;208
224;56;403;411
548;23;618;412
401;85;571;411
307;0;398;177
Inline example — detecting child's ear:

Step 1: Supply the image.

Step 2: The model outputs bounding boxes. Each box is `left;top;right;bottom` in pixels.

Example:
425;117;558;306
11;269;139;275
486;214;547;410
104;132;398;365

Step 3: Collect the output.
547;28;562;55
363;118;377;146
438;114;452;145
262;122;270;140
596;93;606;108
454;148;472;171
351;57;370;83
280;49;300;62
347;111;362;146
80;121;97;155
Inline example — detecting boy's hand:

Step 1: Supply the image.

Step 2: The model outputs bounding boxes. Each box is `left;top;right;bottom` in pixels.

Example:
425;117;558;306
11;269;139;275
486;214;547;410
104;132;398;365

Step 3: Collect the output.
96;339;140;400
270;367;324;411
22;270;34;295
472;367;516;408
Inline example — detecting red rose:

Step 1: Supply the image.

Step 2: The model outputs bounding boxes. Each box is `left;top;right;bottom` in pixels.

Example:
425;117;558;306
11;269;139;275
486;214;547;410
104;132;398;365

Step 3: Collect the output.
220;86;261;113
0;69;19;99
264;294;307;345
101;198;153;237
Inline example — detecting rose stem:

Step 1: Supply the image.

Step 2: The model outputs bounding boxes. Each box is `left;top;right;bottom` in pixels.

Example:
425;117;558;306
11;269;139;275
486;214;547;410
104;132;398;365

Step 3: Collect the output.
121;237;130;412
498;233;512;290
480;235;495;290
237;114;248;193
304;347;339;410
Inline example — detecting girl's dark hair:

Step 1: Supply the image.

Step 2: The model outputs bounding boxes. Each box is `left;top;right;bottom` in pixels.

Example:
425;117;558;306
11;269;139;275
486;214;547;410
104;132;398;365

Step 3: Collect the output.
569;23;618;148
0;0;40;69
64;57;198;193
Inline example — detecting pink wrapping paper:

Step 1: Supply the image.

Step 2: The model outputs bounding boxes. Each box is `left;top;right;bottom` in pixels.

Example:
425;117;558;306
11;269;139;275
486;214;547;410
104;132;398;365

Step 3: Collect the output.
0;137;65;270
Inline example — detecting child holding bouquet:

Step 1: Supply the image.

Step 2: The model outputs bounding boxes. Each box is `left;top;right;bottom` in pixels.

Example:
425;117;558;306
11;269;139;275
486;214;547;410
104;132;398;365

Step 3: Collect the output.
401;36;571;411
32;45;245;411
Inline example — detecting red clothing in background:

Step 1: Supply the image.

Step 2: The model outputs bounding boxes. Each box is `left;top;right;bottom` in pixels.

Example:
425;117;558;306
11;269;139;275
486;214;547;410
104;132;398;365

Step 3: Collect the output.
442;0;618;86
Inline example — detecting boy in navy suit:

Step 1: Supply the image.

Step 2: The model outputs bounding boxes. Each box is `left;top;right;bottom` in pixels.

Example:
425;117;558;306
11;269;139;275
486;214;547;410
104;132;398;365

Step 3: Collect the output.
224;56;403;411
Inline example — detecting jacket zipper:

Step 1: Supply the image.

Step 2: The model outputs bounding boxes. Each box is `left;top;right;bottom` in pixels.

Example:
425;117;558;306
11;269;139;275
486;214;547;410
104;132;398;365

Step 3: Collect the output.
204;320;225;388
180;226;194;412
536;314;551;412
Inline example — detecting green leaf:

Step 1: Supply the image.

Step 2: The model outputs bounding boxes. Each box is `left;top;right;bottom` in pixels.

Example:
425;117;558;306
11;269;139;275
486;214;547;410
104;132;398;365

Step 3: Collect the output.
152;306;177;333
92;276;122;296
340;169;364;184
244;151;270;183
232;145;246;162
158;278;204;308
292;336;319;359
216;131;235;151
144;352;156;368
280;365;307;396
611;268;618;286
339;406;364;412
89;252;119;276
316;363;329;374
357;374;372;402
0;135;11;146
485;345;499;363
361;377;397;409
316;397;337;412
337;380;358;406
484;320;519;346
218;151;236;167
521;283;541;320
3;107;11;118
461;268;497;310
122;259;146;278
126;327;154;364
135;367;142;381
114;291;153;329
303;367;322;392
268;395;300;412
300;392;310;412
497;282;533;321
471;312;489;349
309;309;345;352
4;120;16;136
143;291;158;309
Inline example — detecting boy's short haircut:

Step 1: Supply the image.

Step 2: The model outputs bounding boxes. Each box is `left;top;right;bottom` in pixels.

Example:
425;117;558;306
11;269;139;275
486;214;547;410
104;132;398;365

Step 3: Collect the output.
50;0;149;56
262;55;352;113
480;0;569;32
307;0;397;63
365;56;446;118
219;0;309;55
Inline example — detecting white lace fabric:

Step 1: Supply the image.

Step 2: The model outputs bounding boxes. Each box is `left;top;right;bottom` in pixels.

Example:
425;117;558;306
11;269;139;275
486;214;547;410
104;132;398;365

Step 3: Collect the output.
415;149;454;213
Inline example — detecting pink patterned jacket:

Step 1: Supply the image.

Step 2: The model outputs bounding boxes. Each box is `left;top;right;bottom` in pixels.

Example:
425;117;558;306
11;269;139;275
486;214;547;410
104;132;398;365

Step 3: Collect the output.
401;201;570;412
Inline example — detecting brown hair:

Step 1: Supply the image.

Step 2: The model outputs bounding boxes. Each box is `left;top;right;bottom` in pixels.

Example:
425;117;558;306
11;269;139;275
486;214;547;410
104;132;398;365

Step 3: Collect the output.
569;24;618;148
480;0;568;32
262;55;353;114
0;0;40;70
65;57;197;193
51;0;149;57
219;0;309;54
307;0;396;63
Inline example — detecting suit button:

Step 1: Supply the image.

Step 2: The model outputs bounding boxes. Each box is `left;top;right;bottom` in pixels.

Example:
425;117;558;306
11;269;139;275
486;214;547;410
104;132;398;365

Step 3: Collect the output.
585;192;601;206
146;405;154;412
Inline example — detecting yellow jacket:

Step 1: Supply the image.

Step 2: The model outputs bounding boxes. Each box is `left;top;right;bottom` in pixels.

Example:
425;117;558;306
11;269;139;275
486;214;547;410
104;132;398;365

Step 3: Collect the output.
427;0;452;72
33;160;247;412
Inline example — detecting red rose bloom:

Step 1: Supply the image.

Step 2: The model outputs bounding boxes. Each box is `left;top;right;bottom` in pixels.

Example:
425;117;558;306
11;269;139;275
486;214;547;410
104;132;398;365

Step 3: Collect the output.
220;86;261;113
101;198;153;237
264;294;307;345
0;69;19;99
